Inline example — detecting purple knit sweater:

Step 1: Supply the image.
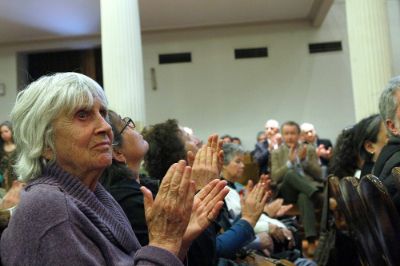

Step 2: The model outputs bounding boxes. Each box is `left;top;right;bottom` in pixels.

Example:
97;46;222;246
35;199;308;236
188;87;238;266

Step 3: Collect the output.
0;164;183;266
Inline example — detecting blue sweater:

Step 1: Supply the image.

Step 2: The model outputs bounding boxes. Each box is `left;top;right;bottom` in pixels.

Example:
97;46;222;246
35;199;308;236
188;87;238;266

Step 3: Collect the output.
0;164;183;266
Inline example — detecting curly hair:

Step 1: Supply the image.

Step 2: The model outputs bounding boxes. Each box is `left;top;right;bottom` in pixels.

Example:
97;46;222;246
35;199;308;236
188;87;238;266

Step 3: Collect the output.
143;119;186;180
329;126;358;178
329;114;382;178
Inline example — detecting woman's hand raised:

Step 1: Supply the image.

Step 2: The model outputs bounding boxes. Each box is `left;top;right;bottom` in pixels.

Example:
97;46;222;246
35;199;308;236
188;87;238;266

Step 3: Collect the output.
141;160;195;256
241;177;271;227
189;134;224;192
178;179;229;258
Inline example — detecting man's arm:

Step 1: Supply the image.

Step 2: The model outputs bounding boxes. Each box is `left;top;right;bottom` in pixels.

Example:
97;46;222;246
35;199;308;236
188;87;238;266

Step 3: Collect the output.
271;149;290;185
302;145;322;179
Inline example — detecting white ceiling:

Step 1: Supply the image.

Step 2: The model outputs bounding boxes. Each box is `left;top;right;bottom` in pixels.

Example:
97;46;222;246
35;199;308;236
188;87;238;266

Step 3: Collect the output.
0;0;333;44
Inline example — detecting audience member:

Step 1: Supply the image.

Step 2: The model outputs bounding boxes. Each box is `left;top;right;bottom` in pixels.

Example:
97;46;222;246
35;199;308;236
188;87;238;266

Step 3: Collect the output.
256;131;266;143
252;120;280;175
271;121;322;255
219;143;276;256
330;114;387;179
373;76;400;212
0;121;17;191
101;111;229;264
232;137;242;145
222;143;315;266
265;119;281;150
300;123;332;179
144;120;273;265
0;72;225;265
221;134;232;144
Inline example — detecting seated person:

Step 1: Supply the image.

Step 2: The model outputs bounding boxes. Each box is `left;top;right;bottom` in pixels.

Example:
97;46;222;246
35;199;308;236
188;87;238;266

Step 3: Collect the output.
271;121;323;255
300;123;332;179
330;114;387;179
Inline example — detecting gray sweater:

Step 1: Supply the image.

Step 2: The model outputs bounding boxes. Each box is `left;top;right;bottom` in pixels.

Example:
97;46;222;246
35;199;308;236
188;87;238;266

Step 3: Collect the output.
0;164;183;266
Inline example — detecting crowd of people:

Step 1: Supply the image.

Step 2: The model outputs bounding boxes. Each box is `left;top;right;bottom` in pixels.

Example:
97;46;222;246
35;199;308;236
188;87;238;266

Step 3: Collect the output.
0;71;400;265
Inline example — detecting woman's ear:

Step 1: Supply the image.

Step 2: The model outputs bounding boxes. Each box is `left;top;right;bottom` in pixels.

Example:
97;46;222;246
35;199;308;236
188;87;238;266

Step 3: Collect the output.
363;140;375;155
113;149;126;164
42;147;54;161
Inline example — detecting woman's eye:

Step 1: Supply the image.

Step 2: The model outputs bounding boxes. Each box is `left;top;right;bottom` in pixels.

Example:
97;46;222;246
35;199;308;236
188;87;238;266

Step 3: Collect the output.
100;109;108;118
76;110;89;120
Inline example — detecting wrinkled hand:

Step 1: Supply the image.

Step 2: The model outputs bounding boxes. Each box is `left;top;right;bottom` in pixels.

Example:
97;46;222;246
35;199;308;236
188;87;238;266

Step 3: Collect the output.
190;134;223;191
269;224;295;249
183;179;229;244
241;180;270;227
141;160;195;256
263;198;293;218
257;231;274;257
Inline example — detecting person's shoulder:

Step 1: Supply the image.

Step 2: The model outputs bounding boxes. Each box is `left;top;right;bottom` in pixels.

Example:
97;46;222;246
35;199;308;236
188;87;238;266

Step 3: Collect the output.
272;145;285;155
1;183;70;254
17;183;70;223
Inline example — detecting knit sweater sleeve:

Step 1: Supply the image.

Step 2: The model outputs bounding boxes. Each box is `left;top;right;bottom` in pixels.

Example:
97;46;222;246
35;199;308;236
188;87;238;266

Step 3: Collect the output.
36;221;107;266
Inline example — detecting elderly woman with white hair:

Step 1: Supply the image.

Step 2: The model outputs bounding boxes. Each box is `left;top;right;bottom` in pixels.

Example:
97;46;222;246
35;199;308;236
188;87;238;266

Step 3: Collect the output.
0;72;226;265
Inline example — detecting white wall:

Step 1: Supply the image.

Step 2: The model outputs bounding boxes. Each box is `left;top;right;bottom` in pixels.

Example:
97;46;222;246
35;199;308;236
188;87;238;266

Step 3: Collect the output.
142;2;355;149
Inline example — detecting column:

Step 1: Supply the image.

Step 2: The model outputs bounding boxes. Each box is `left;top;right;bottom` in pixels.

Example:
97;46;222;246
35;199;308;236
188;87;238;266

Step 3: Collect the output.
100;0;146;128
346;0;392;121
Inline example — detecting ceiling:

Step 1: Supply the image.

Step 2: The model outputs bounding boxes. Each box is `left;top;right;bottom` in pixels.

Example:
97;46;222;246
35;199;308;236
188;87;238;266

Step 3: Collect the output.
0;0;333;44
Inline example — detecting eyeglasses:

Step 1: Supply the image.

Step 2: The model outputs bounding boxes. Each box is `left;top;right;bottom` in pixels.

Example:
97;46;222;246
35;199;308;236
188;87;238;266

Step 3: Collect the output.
119;117;136;135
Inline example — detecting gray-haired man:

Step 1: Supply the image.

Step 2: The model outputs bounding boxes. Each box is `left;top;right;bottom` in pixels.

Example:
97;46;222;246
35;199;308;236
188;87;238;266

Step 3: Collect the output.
373;76;400;212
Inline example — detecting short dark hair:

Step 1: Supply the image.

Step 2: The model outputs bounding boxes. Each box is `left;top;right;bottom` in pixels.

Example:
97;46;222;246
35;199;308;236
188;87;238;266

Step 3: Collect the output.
143;119;186;180
281;121;300;134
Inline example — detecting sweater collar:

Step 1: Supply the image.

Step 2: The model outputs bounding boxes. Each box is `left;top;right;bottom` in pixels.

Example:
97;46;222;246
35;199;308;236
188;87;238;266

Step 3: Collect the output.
27;163;138;253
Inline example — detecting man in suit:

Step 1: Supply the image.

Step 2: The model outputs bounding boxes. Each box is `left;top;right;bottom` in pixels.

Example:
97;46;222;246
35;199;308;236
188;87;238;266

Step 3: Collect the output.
373;76;400;212
300;123;332;179
252;119;282;174
271;121;323;254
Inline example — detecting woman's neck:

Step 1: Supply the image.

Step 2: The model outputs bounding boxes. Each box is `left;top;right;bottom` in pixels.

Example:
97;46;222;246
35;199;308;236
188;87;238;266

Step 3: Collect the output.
222;171;236;183
3;141;16;153
127;160;142;183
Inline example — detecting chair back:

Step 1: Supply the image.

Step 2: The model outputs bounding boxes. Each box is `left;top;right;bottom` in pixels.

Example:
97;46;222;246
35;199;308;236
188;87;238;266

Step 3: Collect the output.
358;175;400;266
339;176;386;266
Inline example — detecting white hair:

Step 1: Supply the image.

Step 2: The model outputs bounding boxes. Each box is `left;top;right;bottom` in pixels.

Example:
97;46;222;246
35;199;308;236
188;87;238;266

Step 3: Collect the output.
265;119;279;129
11;72;108;181
300;122;315;133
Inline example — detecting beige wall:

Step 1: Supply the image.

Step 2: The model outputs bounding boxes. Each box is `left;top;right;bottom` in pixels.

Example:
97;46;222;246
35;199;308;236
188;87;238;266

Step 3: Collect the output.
142;2;355;149
0;51;17;123
0;1;398;149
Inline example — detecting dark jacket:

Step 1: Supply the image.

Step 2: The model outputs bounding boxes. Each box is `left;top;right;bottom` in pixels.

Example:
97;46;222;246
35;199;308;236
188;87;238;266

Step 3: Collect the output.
106;176;158;246
316;138;333;167
373;136;400;212
251;140;270;174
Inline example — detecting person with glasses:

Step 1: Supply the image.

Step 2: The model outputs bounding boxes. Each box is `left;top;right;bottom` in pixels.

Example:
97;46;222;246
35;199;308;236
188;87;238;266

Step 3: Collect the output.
101;110;229;263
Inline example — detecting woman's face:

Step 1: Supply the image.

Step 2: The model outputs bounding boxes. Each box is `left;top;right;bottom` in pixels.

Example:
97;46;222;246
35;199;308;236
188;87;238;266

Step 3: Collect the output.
180;129;201;155
224;154;245;182
372;122;389;161
0;125;12;142
119;120;149;164
50;98;113;179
